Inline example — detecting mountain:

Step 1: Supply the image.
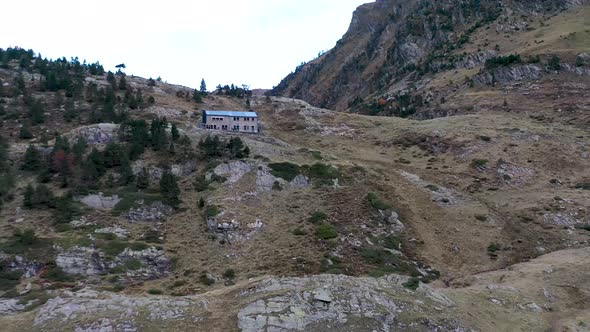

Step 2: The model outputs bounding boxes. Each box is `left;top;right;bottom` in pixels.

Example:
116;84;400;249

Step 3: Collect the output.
272;0;590;118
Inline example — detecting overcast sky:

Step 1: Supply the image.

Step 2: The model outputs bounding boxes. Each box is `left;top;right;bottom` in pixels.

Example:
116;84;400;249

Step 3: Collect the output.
1;0;372;89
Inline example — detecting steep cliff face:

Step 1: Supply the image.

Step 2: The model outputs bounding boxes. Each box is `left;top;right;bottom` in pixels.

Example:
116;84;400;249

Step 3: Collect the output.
272;0;589;112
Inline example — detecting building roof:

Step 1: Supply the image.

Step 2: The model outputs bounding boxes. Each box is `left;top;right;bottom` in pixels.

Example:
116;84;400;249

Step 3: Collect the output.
204;110;258;118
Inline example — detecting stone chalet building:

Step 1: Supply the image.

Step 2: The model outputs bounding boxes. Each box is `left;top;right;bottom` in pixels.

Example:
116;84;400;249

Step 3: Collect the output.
201;110;259;133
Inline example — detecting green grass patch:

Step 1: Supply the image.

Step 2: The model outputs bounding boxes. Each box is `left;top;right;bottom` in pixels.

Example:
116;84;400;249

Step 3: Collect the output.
206;205;220;218
367;192;391;210
383;235;401;250
368;266;398;278
310;151;323;160
292;228;307;236
96;239;148;258
487;243;501;253
402;277;420;290
43;264;74;282
124;259;143;270
268;162;300;181
316;223;338;240
223;268;236;279
97;240;129;257
147;288;163;295
304;163;341;186
142;229;164;243
0;231;54;261
111;190;162;216
308;211;328;224
54;236;93;249
471;159;489;168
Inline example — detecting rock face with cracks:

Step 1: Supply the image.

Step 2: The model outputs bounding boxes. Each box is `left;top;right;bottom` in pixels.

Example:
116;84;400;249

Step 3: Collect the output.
238;274;464;332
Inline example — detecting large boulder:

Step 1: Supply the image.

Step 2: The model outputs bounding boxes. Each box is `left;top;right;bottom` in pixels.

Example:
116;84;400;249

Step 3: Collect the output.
209;160;252;184
55;246;108;276
238;274;461;332
78;193;121;210
66;123;119;145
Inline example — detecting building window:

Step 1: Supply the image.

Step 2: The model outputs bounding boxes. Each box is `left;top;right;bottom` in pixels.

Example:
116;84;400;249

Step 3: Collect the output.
243;126;247;131
222;125;227;130
251;126;255;131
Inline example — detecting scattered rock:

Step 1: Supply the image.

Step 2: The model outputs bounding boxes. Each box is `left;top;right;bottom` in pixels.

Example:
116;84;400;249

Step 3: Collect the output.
379;210;405;232
122;201;174;222
78;193;121;210
70;216;96;228
10;255;43;278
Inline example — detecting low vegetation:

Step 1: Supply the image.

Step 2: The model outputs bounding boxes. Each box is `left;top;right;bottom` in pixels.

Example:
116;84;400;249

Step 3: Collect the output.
367;192;391;210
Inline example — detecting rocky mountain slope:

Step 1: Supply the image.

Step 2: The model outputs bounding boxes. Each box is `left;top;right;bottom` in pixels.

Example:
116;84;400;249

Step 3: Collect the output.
272;0;590;119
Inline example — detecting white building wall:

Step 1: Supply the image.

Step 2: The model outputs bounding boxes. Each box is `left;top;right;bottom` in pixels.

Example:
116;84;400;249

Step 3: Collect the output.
205;115;258;133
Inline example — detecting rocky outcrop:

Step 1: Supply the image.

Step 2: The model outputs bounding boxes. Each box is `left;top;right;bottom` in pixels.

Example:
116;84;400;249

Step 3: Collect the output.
34;290;208;330
55;246;108;276
256;164;310;192
0;298;36;315
55;246;171;279
206;215;264;244
132;161;197;182
9;255;43;278
122;201;174;222
473;64;543;86
238;274;462;332
65;123;119;145
78;193;121;210
209;160;252;184
114;247;171;280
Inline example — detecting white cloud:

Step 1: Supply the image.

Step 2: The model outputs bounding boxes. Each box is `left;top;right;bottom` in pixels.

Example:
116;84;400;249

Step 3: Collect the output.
1;0;373;89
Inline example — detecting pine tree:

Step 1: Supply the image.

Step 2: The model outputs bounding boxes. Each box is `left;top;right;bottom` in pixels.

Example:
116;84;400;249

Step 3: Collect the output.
103;143;124;168
29;99;45;124
200;79;207;94
22;145;42;171
136;167;150;189
171;123;179;141
106;71;116;89
19;123;33;139
159;170;180;207
23;184;34;208
192;89;202;103
83;148;106;181
0;135;9;173
64;99;76;122
72;137;87;164
119;157;134;185
150;118;168;151
118;75;127;90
